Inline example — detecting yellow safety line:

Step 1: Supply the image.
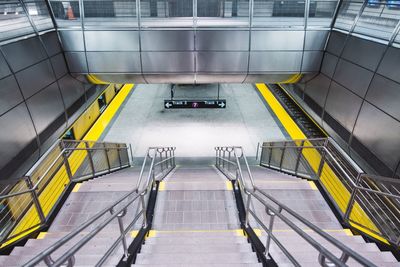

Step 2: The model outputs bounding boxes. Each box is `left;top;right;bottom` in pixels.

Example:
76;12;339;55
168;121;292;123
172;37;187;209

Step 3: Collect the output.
226;181;233;191
72;183;82;193
1;84;134;248
255;83;388;245
36;232;47;239
158;181;166;191
86;74;108;85
308;181;318;190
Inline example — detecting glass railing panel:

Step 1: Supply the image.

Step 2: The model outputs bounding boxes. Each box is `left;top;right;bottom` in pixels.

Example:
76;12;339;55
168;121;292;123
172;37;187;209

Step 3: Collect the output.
49;0;81;27
0;1;35;41
307;0;338;28
334;0;364;31
22;0;54;31
140;0;193;27
197;0;249;27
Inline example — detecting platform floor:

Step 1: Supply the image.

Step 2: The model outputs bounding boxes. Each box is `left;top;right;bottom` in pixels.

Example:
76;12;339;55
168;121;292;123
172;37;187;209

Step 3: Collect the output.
101;84;285;157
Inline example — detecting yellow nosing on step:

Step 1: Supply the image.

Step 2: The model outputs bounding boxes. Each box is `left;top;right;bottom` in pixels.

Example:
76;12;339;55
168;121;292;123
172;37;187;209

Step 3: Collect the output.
226;181;233;191
130;230;139;238
253;228;262;236
37;232;47;239
344;229;353;236
147;230;157;238
308;181;318;190
235;229;246;237
158;181;166;191
72;183;82;192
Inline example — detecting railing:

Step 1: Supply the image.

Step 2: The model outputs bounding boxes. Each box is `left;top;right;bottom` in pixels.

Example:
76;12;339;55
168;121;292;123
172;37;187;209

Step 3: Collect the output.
215;146;378;267
0;139;131;247
258;137;400;247
23;146;175;267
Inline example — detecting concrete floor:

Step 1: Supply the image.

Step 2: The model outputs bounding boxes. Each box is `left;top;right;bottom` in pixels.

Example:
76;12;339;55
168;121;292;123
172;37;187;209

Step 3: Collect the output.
101;84;285;157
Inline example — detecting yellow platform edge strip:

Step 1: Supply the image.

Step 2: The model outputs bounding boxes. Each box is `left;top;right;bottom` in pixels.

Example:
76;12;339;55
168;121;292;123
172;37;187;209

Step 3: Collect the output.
255;83;388;245
1;84;134;248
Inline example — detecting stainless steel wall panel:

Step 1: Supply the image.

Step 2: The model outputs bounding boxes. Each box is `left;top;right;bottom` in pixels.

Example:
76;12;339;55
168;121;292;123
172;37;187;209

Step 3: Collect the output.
26;82;65;134
301;51;323;72
366;75;400;121
65;52;88;73
196;30;249;51
196;52;248;72
333;59;373;97
325;82;363;132
2;37;47;72
326;31;346;56
58;75;85;108
15;60;55;99
353;102;400;170
93;74;147;84
377;47;400;84
196;74;246;83
85;31;140;51
144;74;195;84
342;36;386;71
0;52;11;79
249;52;302;72
87;52;141;72
0;76;23;115
41;32;62;56
0;103;38;171
244;74;297;83
251;31;304;51
304;31;329;51
51;54;68;79
321;52;338;78
141;52;194;72
59;31;85;51
304;74;330;106
141;31;194;51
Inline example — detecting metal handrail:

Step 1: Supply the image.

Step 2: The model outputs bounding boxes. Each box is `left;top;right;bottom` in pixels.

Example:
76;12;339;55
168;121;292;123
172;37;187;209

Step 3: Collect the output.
258;137;400;247
215;146;378;267
23;146;176;267
0;139;131;247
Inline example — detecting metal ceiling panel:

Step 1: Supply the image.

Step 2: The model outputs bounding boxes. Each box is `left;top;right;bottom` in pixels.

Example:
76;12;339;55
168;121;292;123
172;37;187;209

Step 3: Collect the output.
342;36;386;71
2;36;47;72
249;51;302;72
353;102;400;170
87;52;141;72
196;30;249;51
41;31;62;57
196;51;248;72
304;74;331;107
326;31;347;56
251;30;304;51
0;103;38;171
301;51;323;72
141;30;194;51
377;47;400;84
58;75;85;108
304;30;329;51
0;76;23;116
320;52;338;78
59;30;85;51
333;59;374;97
26;82;65;134
366;74;400;121
65;52;88;73
85;31;140;51
51;54;68;79
325;81;363;132
15;59;55;99
141;52;195;72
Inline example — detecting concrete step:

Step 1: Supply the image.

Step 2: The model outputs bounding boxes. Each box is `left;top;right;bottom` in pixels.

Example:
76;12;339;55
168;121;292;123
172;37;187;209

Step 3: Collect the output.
136;252;259;265
145;236;247;245
151;231;240;238
133;264;263;267
0;254;121;267
140;243;253;254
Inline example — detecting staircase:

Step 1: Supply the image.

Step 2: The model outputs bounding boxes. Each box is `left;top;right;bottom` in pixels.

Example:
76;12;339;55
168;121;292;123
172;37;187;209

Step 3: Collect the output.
0;149;399;266
135;231;261;266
